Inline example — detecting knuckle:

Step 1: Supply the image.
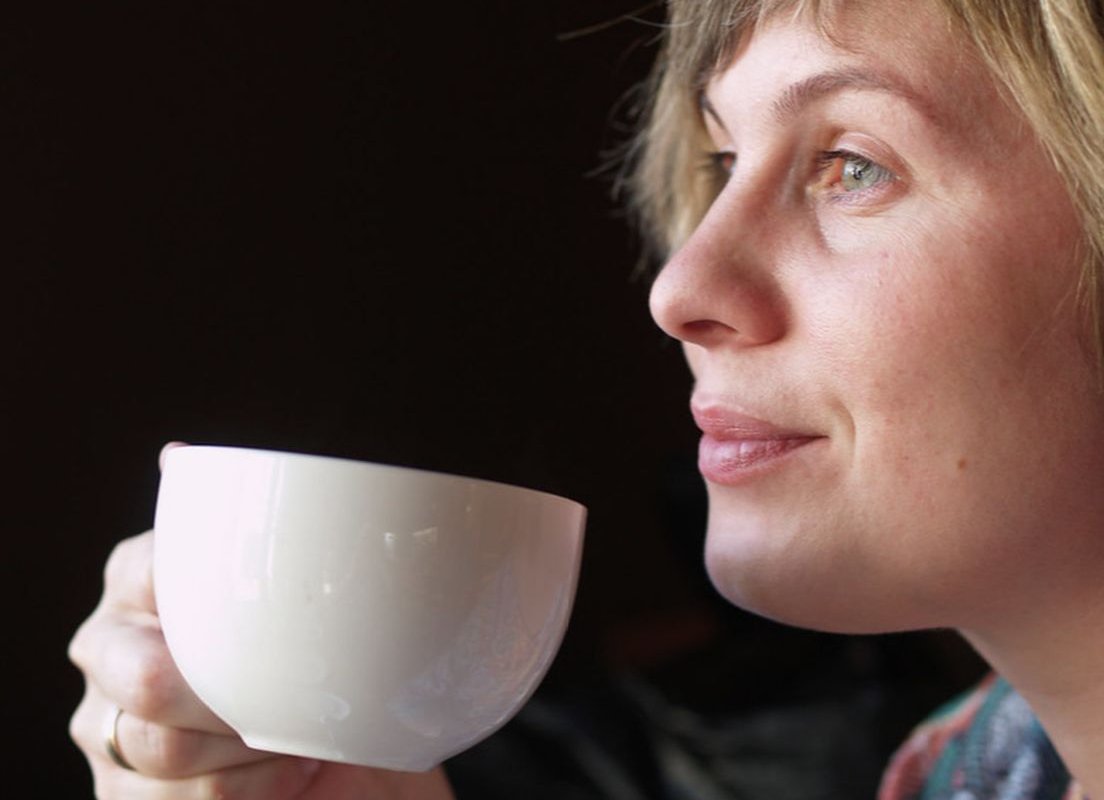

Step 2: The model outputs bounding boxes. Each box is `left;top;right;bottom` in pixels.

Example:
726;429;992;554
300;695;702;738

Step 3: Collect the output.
103;532;154;595
140;719;205;776
199;770;242;800
196;759;300;800
67;621;89;668
103;537;138;588
68;694;93;754
122;635;180;720
68;613;105;671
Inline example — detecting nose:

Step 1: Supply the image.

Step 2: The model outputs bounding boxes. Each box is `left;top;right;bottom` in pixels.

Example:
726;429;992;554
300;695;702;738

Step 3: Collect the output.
648;190;788;350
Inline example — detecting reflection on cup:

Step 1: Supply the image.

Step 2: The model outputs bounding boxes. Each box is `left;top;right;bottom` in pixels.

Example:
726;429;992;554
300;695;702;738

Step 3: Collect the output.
154;446;586;771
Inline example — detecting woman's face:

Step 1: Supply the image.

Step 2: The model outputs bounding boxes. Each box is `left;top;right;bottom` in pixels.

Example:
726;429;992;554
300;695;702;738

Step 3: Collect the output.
649;0;1104;634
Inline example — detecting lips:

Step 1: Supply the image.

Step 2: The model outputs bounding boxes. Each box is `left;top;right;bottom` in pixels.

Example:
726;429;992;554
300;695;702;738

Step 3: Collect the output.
692;404;824;485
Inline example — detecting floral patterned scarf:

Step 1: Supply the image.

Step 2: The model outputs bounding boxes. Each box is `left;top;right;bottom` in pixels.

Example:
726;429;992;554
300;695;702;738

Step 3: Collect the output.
878;674;1086;800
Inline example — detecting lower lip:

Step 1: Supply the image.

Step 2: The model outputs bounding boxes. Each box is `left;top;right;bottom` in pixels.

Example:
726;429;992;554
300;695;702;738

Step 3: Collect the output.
698;435;822;486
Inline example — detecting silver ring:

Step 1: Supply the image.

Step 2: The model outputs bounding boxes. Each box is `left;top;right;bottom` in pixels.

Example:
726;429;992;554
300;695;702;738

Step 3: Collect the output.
104;704;136;771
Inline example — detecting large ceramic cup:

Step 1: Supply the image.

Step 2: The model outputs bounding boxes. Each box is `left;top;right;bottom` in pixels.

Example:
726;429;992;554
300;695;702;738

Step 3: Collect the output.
153;446;586;771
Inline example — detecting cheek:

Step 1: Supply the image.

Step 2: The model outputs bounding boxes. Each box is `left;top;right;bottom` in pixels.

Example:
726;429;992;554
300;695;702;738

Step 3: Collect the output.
843;224;1090;485
811;213;1091;521
821;201;1081;423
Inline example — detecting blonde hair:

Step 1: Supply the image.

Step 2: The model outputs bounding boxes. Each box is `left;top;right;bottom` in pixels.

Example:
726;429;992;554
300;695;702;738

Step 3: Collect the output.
628;0;1104;361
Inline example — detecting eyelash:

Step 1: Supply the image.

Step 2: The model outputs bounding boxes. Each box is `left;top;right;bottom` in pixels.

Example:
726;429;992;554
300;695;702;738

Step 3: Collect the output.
814;149;896;199
702;148;896;200
704;151;736;176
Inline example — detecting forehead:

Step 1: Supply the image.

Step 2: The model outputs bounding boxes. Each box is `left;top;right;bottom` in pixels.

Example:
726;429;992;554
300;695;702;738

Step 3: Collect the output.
710;1;971;111
703;0;988;133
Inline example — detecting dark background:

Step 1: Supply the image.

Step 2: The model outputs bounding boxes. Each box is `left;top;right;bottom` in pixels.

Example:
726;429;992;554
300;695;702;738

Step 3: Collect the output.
7;3;984;797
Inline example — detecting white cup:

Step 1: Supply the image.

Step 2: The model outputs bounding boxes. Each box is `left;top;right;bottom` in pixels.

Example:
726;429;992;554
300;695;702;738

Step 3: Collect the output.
153;445;586;771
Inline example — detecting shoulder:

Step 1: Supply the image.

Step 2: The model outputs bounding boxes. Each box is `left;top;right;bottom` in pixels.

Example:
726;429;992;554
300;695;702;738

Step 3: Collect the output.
878;674;1084;800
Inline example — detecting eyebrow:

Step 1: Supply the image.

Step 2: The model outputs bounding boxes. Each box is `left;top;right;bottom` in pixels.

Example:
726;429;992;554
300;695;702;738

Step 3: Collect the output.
701;66;938;132
773;67;930;121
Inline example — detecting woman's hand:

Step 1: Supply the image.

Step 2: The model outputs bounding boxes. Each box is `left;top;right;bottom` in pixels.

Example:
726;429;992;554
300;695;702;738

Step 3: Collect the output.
69;511;456;799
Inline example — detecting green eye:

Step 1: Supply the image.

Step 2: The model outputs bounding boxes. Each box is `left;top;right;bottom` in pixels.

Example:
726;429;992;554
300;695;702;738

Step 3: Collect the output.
839;154;893;192
817;150;895;195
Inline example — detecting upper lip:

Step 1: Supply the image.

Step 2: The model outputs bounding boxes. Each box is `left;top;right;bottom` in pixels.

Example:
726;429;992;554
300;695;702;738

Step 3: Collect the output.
691;402;819;440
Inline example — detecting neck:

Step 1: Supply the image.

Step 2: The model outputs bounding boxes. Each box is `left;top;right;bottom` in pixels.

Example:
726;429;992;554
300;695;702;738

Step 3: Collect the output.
962;575;1104;796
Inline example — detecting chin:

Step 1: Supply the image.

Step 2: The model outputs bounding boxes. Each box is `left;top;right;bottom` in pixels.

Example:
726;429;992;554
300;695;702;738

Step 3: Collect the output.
702;517;929;636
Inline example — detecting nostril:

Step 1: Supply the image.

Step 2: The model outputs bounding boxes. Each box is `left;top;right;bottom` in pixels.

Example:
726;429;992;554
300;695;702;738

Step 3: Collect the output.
682;318;740;344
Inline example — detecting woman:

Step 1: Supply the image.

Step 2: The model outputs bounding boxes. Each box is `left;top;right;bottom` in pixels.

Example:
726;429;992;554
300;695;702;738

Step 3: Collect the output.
69;0;1104;796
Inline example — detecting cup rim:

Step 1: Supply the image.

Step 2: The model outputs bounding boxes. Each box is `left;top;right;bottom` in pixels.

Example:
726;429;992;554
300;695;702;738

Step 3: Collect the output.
163;444;587;513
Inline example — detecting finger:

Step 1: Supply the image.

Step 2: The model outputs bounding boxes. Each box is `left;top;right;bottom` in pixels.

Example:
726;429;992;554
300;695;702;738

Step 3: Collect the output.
159;442;187;473
87;750;321;800
114;701;277;780
311;762;457;798
72;687;277;780
67;533;227;733
100;531;157;617
69;534;165;692
71;611;233;734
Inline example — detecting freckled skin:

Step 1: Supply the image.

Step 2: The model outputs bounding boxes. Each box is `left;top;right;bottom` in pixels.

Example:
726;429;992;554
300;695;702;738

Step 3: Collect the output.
648;0;1104;634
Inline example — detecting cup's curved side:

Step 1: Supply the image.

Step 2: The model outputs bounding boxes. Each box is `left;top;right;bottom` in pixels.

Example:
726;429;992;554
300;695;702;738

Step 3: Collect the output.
153;446;586;769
